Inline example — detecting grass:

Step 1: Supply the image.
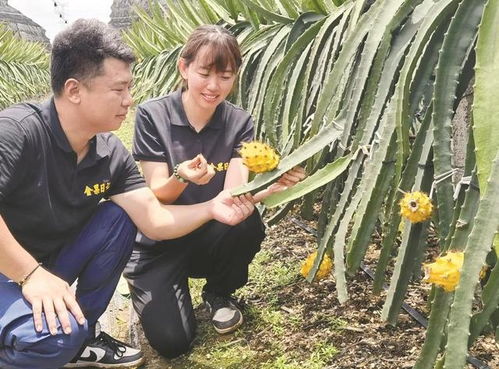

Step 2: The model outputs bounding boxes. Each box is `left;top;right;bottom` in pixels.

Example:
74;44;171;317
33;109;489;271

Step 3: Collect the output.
115;110;135;150
113;112;341;369
162;248;339;369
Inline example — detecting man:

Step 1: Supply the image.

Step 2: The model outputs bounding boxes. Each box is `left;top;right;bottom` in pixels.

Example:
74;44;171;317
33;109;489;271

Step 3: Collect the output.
0;19;256;369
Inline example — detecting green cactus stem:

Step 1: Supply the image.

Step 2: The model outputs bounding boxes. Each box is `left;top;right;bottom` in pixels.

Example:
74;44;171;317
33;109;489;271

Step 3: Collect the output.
444;153;499;368
231;122;342;196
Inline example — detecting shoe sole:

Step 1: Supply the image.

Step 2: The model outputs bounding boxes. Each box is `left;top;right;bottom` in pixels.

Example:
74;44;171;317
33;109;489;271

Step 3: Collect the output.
63;356;145;368
213;314;244;334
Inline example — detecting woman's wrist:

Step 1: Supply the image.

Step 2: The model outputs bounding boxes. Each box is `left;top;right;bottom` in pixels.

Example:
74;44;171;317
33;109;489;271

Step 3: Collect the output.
173;163;189;183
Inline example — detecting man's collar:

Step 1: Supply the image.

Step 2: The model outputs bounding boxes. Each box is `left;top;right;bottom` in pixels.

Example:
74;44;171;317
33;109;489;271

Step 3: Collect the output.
42;98;110;161
95;135;111;160
41;98;73;153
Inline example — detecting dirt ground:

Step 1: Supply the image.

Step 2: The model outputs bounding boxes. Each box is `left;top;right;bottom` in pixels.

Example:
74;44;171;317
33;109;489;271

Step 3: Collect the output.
104;214;498;369
244;217;497;369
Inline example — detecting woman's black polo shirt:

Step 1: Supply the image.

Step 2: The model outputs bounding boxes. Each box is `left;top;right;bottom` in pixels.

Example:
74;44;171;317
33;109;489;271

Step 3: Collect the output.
0;99;145;261
133;89;254;205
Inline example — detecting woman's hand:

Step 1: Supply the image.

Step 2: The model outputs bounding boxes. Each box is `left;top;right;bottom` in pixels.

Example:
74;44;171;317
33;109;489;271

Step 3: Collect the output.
177;154;216;185
273;166;306;190
253;166;307;203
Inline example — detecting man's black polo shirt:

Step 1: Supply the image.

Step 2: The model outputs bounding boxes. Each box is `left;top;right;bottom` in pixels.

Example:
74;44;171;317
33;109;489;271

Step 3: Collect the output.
133;89;254;205
0;99;145;261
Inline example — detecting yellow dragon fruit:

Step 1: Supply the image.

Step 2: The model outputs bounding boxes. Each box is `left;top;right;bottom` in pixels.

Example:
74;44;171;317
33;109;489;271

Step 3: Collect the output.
239;141;280;173
399;191;433;223
300;251;333;281
423;251;464;292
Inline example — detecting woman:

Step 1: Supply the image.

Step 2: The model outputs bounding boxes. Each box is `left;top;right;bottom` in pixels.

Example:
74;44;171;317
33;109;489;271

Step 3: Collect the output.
124;25;304;359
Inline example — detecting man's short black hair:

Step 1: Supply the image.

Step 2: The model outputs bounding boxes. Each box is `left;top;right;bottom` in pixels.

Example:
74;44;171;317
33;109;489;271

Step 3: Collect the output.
51;19;136;96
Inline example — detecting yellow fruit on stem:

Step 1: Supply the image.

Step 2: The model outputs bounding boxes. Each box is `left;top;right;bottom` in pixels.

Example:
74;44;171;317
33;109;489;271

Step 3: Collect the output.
399;191;433;223
423;251;464;292
239;141;280;173
300;251;332;281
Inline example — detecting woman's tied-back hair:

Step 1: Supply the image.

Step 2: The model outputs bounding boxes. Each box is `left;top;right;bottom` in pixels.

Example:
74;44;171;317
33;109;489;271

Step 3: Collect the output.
180;25;242;73
51;19;136;96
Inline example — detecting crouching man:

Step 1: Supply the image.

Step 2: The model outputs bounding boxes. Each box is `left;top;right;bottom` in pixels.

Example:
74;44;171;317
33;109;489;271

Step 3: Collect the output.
0;19;256;369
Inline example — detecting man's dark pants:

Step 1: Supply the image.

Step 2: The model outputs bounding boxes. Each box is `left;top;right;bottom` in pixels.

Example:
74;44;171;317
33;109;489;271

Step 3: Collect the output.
0;202;136;369
124;211;266;359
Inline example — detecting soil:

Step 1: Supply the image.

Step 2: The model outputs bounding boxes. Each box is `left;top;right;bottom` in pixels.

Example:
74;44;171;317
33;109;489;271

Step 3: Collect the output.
259;216;498;369
105;213;498;369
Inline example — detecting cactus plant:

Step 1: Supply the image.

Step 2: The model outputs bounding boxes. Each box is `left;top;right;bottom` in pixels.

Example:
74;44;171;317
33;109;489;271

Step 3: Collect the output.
125;0;499;366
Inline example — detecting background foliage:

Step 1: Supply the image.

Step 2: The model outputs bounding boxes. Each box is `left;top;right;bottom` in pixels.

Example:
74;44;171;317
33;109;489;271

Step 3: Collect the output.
0;23;49;109
126;1;499;367
1;0;496;367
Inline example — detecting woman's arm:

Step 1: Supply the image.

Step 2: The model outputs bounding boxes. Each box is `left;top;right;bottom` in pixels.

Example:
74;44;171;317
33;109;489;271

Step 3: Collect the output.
140;161;187;204
223;158;249;190
141;154;216;204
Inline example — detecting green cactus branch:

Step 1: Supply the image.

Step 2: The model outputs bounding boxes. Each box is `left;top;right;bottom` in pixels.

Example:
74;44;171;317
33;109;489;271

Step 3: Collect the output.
231;122;343;196
373;104;433;292
469;260;499;346
431;0;486;243
473;0;499;194
262;154;352;208
381;141;433;324
413;170;479;368
444;153;499;368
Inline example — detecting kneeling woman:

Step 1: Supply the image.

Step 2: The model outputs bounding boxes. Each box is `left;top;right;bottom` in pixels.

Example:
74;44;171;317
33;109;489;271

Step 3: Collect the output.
124;25;304;358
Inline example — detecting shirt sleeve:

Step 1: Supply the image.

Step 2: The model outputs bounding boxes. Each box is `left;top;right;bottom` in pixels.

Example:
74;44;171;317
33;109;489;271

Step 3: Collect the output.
232;116;255;158
0;119;28;202
107;137;146;197
132;105;168;162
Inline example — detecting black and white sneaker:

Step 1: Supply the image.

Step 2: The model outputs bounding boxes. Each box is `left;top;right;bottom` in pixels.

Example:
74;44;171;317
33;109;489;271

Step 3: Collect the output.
202;291;243;334
64;327;144;368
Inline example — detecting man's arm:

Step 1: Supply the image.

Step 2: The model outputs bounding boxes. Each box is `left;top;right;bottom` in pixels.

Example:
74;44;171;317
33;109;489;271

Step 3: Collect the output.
110;186;255;241
0;215;85;335
0;215;40;283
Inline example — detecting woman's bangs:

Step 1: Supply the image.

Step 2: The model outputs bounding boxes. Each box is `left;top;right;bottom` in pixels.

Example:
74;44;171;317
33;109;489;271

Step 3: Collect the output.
200;41;238;73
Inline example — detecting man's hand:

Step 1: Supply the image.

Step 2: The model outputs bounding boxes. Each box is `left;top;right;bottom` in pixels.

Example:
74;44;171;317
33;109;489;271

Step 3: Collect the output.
178;154;216;185
210;190;255;225
22;267;86;335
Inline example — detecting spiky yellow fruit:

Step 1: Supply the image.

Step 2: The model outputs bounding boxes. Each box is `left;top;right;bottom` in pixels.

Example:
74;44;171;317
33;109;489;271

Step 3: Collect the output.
423;251;464;292
239;141;280;173
300;251;333;281
399;191;433;223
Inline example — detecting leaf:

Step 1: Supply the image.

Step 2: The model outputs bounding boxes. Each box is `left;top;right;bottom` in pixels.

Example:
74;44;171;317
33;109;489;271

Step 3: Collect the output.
240;0;294;23
263;154;352;208
231;122;342;195
0;25;49;109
